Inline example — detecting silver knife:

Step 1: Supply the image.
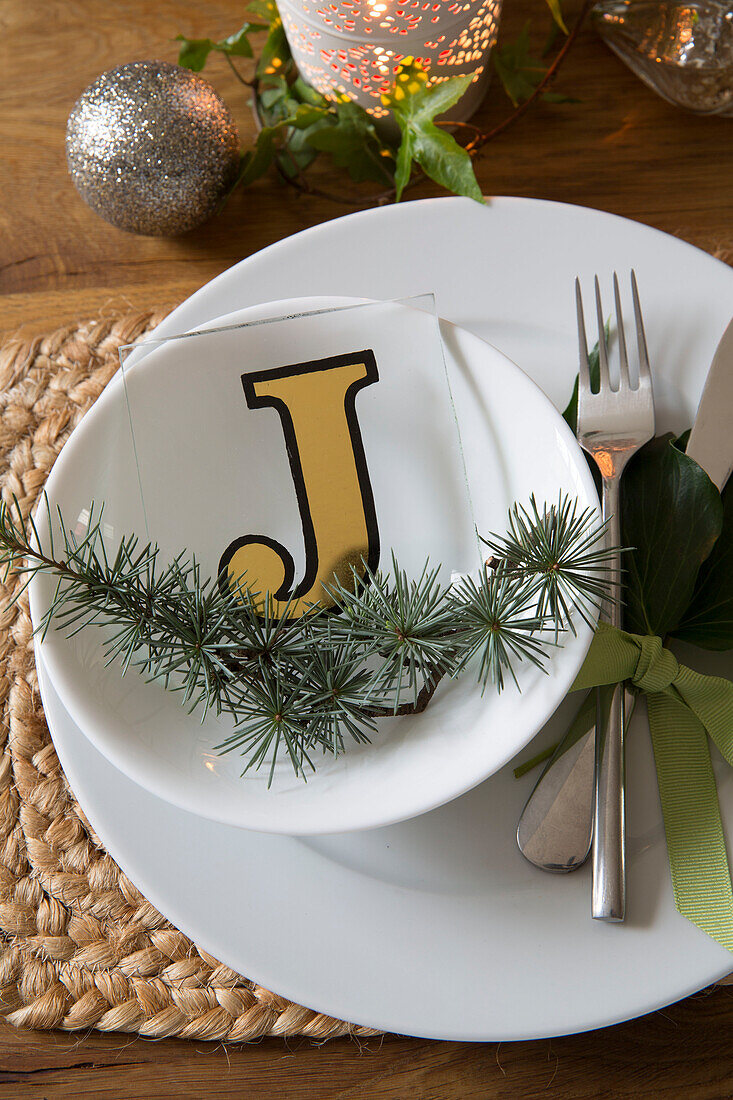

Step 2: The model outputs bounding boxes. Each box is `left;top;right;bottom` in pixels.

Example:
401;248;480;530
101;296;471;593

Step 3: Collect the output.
517;314;733;873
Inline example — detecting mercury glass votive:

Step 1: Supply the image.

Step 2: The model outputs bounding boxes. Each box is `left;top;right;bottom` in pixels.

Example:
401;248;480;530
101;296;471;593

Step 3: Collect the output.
277;0;503;120
593;0;733;115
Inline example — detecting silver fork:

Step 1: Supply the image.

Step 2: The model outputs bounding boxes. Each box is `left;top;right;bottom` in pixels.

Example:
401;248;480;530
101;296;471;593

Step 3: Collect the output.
576;271;655;921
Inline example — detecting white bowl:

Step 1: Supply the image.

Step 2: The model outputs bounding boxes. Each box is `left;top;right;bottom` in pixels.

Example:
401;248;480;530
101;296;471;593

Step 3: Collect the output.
30;296;597;835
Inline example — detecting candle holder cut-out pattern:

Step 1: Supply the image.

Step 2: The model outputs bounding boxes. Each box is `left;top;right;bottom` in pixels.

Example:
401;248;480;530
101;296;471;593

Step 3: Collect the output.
278;0;502;118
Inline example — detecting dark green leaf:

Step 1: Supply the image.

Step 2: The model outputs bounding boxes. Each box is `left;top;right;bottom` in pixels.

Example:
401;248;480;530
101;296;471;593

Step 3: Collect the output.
214;23;265;59
542;21;562;57
305;101;395;185
259;85;305;126
541;91;580;104
394;129;414;201
390;68;476;123
492;25;545;107
237;103;329;187
492;24;577;107
246;0;279;20
387;63;483;203
277;128;319;177
411;122;483;202
288;103;332;129
177;23;266;70
621;433;724;637
176;35;213;72
237;127;279;187
292;77;330;108
542;0;568;34
273;103;331;178
257;17;291;79
259;80;289;110
674;475;733;649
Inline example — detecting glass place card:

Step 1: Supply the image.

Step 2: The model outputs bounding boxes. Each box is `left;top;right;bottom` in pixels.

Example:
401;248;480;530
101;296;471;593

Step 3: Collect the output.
114;296;479;613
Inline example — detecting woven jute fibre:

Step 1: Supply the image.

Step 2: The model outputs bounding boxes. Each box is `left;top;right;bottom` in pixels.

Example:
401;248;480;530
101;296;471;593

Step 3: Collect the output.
0;312;379;1041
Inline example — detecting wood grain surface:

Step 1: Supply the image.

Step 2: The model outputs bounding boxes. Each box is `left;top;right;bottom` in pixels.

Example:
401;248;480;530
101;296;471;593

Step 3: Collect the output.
2;0;733;1095
2;984;733;1098
2;0;732;319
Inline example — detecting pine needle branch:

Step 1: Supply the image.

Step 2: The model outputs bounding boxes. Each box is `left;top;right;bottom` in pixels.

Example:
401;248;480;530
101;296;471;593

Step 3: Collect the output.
0;493;616;783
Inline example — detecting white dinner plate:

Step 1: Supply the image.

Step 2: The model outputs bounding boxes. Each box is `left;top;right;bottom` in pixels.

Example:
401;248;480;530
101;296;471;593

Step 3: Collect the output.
29;297;596;834
33;197;733;1039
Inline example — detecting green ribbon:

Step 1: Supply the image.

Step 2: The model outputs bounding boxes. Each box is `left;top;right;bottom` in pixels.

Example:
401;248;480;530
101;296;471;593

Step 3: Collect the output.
573;621;733;951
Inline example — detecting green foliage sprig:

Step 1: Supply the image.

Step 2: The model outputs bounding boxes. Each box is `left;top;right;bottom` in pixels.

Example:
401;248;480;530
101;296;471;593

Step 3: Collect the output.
514;345;733;780
2;494;614;783
175;0;582;206
175;21;268;71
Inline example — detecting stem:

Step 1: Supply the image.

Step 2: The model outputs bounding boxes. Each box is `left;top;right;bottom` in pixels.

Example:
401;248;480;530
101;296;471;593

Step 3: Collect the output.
470;0;593;152
276;171;397;208
225;53;255;89
5;537;81;585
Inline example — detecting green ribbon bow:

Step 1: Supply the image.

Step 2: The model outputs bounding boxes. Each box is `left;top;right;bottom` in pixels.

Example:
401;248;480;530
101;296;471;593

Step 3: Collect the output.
573;621;733;950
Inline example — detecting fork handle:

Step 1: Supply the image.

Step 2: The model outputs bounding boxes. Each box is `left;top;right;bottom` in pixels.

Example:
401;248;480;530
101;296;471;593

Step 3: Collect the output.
592;476;626;922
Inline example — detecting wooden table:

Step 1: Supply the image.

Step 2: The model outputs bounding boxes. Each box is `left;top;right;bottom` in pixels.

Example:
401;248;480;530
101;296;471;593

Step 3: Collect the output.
2;0;732;1095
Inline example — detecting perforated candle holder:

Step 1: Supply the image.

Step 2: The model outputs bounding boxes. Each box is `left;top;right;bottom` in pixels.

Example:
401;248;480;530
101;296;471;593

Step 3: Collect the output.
278;0;503;119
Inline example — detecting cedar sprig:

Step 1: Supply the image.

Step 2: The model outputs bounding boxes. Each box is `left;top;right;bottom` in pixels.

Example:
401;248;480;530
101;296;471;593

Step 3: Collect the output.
449;568;552;692
481;493;617;634
0;492;616;782
324;555;459;711
215;665;318;783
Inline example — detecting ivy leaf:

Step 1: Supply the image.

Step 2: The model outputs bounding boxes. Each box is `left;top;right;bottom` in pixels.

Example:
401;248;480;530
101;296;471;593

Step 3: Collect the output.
216;23;264;58
407;123;483;202
275;103;331;177
236;103;329;187
257;15;291;79
251;66;334;183
287;104;331;130
542;90;581;104
292;76;330;107
674;474;733;650
542;21;562;56
621;434;724;638
246;0;279;20
542;0;568;34
493;24;576;106
278;127;320;177
236;132;278;188
385;61;483;203
492;26;543;106
176;37;214;71
305;100;395;185
394;129;414;200
176;22;265;71
258;77;290;111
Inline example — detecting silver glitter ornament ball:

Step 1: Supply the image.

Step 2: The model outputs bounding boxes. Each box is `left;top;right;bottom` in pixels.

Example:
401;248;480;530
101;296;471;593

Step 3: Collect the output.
66;60;240;236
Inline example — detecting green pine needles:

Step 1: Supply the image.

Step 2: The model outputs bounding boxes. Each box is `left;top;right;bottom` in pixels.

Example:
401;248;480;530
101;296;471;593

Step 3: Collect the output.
0;494;615;784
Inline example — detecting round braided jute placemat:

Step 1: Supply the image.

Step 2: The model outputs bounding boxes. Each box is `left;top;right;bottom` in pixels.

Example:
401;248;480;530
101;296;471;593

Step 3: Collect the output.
0;311;380;1042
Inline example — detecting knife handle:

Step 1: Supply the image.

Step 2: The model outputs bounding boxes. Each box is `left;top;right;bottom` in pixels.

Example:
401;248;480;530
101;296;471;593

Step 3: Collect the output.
592;682;626;921
592;476;626;922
